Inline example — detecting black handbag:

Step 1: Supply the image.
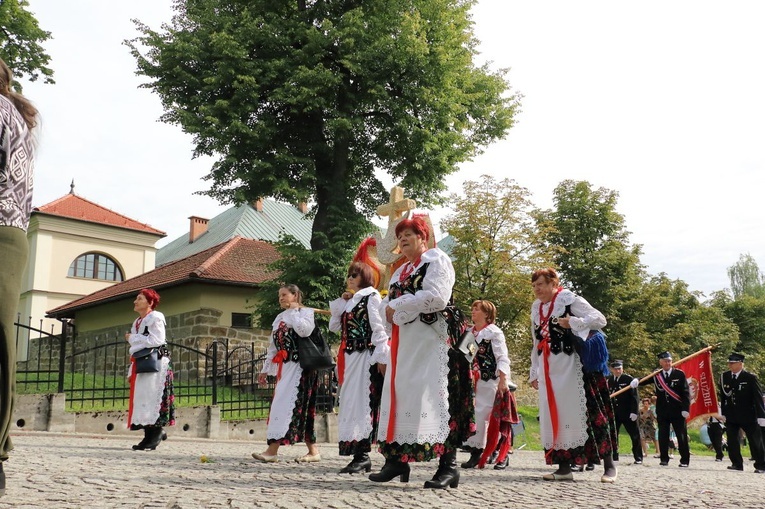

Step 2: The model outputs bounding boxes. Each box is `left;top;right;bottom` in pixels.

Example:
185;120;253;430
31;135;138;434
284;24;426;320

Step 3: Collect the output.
297;328;335;371
132;347;161;373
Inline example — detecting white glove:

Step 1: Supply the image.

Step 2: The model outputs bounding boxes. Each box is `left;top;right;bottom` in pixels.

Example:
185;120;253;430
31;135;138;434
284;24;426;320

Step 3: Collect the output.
630;378;639;389
681;411;689;419
629;413;638;421
757;418;765;427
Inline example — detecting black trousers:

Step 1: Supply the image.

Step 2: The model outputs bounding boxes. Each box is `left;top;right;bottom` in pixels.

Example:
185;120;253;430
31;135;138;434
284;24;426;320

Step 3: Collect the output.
615;417;643;461
658;416;689;464
707;421;725;460
726;421;765;470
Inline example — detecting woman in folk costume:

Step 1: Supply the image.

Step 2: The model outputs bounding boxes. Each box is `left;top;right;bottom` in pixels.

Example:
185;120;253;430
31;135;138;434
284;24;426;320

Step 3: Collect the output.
461;300;511;470
126;289;175;451
369;215;475;489
529;268;618;482
252;284;321;463
329;239;390;474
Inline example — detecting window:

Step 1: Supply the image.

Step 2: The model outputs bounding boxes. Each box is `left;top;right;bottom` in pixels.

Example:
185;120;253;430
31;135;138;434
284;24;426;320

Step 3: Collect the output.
67;253;124;282
231;313;252;329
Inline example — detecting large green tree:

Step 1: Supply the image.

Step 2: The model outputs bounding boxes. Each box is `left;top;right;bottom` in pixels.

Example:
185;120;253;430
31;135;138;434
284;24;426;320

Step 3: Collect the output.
127;0;519;256
0;0;54;89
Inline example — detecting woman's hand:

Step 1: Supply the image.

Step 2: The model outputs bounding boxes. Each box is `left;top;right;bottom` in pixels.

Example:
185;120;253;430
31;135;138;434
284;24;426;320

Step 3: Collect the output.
531;379;539;390
556;316;571;328
385;306;395;323
341;291;354;300
377;363;387;376
258;373;268;385
124;332;130;342
498;373;508;395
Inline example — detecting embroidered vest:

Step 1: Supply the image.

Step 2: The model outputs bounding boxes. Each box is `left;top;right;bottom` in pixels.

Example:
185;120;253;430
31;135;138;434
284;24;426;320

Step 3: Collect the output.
389;263;435;325
535;304;576;356
341;295;375;353
476;337;498;381
273;321;300;363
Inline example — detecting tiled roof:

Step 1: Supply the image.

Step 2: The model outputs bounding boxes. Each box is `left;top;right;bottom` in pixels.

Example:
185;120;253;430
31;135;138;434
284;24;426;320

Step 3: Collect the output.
35;193;165;236
47;236;279;318
156;200;311;266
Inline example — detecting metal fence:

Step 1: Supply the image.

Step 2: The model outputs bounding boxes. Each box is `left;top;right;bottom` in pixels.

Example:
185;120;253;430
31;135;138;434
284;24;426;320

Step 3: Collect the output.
14;317;336;420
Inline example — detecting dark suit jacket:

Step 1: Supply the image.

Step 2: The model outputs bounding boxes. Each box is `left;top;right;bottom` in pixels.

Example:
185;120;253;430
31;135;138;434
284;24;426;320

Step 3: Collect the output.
608;373;639;420
719;370;765;425
653;368;691;421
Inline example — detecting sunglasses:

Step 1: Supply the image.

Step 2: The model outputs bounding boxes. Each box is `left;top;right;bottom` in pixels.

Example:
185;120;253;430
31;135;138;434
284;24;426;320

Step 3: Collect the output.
347;273;359;278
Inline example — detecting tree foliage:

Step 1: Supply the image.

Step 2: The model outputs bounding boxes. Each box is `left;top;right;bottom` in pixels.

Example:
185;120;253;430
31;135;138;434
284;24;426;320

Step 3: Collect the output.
0;0;54;90
727;253;765;299
441;175;556;380
535;180;644;319
127;0;520;253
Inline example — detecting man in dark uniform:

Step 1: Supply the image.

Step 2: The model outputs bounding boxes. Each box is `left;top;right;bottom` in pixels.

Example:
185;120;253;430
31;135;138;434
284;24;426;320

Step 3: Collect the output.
607;360;643;464
718;352;765;473
647;352;691;467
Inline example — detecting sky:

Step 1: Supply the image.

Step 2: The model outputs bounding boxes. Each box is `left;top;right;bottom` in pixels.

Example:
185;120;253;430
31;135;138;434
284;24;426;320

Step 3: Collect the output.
18;0;765;298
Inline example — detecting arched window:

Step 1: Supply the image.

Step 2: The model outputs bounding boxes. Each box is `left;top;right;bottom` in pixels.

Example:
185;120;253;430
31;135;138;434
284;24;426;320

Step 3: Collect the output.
67;253;124;282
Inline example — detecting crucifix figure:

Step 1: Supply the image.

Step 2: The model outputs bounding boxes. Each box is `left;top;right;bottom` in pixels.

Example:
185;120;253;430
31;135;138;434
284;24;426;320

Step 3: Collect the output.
374;186;416;266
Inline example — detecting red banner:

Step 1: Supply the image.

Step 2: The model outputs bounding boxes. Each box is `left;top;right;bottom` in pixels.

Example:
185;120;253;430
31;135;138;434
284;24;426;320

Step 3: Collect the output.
675;350;718;421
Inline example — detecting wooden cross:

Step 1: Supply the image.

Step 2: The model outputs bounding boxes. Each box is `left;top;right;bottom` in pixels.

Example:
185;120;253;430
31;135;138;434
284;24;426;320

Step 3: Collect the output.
376;186;416;224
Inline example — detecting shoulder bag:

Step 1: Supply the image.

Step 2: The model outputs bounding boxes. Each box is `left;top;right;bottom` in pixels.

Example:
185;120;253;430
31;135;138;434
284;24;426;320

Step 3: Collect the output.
132;347;162;373
298;327;335;371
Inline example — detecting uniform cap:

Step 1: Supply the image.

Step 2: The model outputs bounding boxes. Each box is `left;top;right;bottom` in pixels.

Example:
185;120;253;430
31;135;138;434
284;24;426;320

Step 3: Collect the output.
610;360;624;368
727;352;745;363
657;351;672;360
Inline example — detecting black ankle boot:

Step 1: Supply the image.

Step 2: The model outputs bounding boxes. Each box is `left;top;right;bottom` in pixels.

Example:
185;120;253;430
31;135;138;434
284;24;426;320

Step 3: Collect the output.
341;452;371;474
424;451;460;489
368;458;410;483
460;448;483;469
487;449;499;465
132;428;150;450
493;455;509;470
142;427;163;451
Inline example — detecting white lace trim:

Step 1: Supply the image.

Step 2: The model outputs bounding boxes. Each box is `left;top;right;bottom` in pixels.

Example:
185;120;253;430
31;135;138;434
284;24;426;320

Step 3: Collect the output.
130;357;170;426
266;362;303;440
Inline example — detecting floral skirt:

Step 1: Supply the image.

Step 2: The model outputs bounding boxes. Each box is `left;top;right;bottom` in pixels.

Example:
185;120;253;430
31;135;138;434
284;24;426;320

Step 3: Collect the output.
268;368;319;445
545;371;617;465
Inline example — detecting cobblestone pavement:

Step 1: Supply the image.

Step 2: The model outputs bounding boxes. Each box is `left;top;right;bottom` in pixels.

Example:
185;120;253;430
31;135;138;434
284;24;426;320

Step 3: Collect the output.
1;432;763;509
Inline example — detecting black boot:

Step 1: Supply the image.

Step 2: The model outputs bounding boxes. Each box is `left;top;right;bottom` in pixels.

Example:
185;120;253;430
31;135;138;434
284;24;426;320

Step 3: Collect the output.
142;427;163;451
340;452;372;474
493;455;509;470
424;451;460;489
460;448;483;469
0;462;5;497
487;449;499;464
132;428;150;450
368;458;410;483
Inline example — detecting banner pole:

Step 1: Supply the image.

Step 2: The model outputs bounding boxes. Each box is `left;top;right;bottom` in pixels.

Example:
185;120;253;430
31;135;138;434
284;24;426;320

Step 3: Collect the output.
610;345;717;398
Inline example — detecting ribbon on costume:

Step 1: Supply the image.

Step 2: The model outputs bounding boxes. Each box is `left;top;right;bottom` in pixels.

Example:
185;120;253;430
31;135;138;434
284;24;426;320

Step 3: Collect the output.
655;371;682;402
385;323;400;443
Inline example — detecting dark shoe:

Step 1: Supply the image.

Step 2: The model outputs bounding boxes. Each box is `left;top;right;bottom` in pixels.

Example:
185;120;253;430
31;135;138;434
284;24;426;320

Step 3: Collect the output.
612;453;619;461
0;462;5;497
715;458;723;462
132;428;150;450
161;431;168;441
574;464;584;472
340;453;372;474
679;463;689;468
633;460;642;465
493;456;509;470
369;459;410;483
424;451;459;489
659;461;669;466
487;449;499;465
142;427;163;451
755;469;765;474
460;448;483;469
727;465;744;471
585;463;595;471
